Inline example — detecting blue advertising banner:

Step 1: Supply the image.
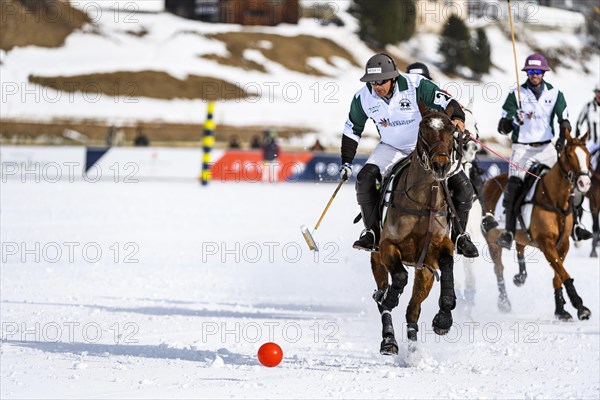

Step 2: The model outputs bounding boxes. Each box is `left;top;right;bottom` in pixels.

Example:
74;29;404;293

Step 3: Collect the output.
292;154;508;183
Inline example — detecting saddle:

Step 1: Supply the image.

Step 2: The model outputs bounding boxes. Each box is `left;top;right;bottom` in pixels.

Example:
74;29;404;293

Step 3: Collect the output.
352;155;413;227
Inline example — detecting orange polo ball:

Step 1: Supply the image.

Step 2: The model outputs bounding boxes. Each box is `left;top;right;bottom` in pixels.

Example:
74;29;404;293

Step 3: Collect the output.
257;342;283;367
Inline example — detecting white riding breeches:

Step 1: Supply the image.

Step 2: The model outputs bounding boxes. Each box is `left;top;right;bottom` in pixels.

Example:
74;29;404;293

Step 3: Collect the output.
509;142;557;180
365;142;412;178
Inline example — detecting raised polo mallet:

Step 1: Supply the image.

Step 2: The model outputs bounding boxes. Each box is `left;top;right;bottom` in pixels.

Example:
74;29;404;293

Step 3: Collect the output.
301;180;345;251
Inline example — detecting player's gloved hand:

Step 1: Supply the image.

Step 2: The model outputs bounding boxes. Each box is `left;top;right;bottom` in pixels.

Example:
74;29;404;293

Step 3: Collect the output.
452;119;465;133
512;109;525;127
339;163;353;181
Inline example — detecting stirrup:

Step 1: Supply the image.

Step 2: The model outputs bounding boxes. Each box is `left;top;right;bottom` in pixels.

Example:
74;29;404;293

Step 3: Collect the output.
572;224;593;241
481;213;499;233
497;231;514;249
352;229;378;252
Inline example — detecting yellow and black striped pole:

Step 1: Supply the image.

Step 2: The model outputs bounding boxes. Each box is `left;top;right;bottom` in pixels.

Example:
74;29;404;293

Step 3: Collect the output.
201;101;216;186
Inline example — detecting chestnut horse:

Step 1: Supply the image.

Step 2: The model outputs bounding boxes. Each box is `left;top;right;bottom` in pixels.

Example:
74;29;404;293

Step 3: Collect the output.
370;107;458;355
481;130;592;321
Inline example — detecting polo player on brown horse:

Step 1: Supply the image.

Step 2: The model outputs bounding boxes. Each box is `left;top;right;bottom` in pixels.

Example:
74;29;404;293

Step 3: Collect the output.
481;129;592;320
370;105;465;354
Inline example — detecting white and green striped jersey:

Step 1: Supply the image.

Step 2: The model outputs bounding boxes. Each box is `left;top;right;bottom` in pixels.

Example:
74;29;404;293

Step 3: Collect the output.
343;73;453;152
501;81;568;143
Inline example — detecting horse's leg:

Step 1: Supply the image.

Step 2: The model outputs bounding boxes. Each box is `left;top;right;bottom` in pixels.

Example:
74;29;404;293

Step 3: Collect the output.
371;252;397;355
488;234;511;312
552;274;572;321
405;268;435;342
432;248;456;335
372;240;409;355
513;243;528;287
541;240;592;321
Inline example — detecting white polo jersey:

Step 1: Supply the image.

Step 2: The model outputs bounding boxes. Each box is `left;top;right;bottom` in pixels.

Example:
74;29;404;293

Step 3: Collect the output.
343;73;453;152
501;81;569;144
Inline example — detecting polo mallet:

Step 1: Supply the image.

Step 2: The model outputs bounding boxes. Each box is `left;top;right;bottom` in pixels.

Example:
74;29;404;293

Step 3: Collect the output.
507;0;522;108
301;180;344;251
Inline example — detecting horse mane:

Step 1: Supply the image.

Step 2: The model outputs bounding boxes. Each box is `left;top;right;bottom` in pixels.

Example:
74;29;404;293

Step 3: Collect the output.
418;101;454;119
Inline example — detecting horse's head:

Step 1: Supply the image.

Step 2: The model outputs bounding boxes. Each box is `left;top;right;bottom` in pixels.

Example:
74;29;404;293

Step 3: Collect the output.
559;129;591;193
417;103;456;181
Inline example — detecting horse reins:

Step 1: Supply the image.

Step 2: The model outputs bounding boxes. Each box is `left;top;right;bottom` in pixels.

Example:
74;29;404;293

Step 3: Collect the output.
465;132;542;180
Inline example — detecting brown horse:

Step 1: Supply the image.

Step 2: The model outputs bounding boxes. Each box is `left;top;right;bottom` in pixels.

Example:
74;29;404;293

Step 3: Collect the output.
585;158;600;257
370;107;457;355
481;130;592;320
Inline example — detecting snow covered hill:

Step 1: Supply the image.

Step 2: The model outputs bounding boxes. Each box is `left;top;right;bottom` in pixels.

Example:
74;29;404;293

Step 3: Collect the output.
0;1;598;148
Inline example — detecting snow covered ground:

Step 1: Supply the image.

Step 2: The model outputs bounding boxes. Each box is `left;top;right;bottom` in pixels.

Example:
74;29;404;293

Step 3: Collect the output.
1;178;599;399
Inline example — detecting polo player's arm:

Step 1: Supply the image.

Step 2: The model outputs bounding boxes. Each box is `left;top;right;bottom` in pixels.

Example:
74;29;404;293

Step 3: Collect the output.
498;91;518;136
341;94;368;164
446;99;465;123
416;79;465;122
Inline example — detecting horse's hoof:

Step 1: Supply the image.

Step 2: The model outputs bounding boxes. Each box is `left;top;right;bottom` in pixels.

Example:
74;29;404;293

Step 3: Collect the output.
380;336;398;355
407;324;418;342
513;273;527;287
407;341;418;353
432;310;453;334
578;306;591;320
498;297;512;313
591;250;598;258
555;310;573;321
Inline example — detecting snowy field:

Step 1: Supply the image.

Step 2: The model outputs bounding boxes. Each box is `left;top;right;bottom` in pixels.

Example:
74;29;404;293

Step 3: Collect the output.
1;178;599;399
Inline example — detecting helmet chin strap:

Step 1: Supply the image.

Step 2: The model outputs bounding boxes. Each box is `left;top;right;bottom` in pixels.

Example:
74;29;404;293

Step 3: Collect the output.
384;78;397;99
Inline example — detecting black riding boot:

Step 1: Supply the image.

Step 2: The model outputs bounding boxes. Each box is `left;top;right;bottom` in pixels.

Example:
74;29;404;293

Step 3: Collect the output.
448;172;479;258
497;176;524;249
353;164;381;252
469;160;486;215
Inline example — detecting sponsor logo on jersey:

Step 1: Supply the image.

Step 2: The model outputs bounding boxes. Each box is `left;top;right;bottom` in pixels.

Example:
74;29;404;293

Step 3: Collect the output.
379;118;415;128
399;98;412;110
368;105;381;113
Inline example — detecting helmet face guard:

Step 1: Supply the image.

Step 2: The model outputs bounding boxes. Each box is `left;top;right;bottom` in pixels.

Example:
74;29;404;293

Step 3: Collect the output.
360;53;400;83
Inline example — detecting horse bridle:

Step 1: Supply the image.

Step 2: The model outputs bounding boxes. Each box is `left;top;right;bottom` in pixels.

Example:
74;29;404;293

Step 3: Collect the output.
557;142;590;186
416;123;462;178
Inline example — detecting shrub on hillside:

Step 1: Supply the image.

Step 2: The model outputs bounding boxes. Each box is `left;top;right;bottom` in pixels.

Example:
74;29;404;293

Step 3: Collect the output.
439;15;492;76
470;28;492;76
350;0;416;47
438;14;472;74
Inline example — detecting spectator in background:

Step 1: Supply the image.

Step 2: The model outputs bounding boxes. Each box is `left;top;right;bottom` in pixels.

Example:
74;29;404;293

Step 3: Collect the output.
134;127;150;146
262;129;280;183
228;135;241;149
250;135;261;149
106;125;116;146
106;125;126;147
310;139;325;152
